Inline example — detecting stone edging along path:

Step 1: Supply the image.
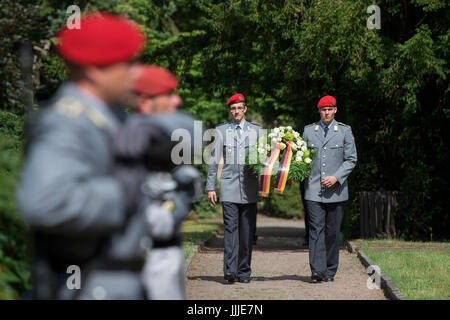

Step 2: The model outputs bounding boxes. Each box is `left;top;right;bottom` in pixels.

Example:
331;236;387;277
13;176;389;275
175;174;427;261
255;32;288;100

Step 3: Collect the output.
184;244;200;275
184;223;223;275
344;241;409;300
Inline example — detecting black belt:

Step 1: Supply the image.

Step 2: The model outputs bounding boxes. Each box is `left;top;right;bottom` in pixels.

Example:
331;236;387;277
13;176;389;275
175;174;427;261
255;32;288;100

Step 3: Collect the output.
153;236;182;248
100;258;145;271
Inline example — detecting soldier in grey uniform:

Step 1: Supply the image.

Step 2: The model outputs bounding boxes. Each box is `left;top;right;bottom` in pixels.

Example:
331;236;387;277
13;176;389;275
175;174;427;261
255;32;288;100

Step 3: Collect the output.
302;95;357;283
114;110;202;300
206;93;261;284
118;65;201;300
16;13;149;299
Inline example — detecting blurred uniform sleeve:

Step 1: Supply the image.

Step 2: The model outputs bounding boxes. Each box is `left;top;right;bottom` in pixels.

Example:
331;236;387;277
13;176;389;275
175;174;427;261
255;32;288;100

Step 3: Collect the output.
206;127;223;192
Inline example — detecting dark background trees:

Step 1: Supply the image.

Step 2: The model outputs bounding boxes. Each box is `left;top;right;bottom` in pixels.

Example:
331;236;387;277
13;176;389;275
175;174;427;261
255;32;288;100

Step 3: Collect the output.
0;0;448;297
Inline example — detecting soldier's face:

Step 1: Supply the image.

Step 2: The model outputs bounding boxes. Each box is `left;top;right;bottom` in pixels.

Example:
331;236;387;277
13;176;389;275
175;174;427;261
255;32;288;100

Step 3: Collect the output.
91;61;141;107
138;92;182;115
228;102;247;124
319;106;337;125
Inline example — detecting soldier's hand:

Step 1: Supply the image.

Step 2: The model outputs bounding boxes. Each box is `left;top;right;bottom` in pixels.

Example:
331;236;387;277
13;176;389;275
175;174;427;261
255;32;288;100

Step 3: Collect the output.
113;115;162;161
321;176;338;188
207;191;217;206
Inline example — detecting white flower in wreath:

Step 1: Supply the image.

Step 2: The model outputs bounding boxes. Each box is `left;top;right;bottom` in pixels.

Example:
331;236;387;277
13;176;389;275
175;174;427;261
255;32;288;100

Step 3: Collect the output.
291;144;297;151
287;126;292;131
259;143;265;148
296;156;302;162
265;144;271;150
273;128;280;134
258;147;265;154
272;137;278;143
301;145;307;151
305;157;312;164
293;132;300;138
297;151;304;157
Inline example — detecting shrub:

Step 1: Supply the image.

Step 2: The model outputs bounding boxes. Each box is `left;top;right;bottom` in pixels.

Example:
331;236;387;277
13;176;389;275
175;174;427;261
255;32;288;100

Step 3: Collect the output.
0;110;31;299
258;181;304;219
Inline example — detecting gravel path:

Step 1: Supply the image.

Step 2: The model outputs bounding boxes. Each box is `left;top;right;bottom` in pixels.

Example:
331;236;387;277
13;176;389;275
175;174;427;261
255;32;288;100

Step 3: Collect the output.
185;215;387;300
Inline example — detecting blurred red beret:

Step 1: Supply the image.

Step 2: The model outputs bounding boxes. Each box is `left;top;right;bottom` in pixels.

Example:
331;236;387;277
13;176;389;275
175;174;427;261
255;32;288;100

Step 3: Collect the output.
317;95;337;109
134;65;178;96
56;12;145;66
227;93;245;107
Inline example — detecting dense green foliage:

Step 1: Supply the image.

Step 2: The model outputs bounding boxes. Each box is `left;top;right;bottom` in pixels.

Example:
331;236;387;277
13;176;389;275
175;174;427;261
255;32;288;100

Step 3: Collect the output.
259;181;304;219
0;111;31;299
0;0;449;298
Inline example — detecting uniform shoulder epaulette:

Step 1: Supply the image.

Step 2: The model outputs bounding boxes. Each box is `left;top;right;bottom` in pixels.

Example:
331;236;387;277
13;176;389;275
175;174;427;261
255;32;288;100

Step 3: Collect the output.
304;123;315;128
54;96;107;129
338;122;350;127
248;122;261;127
216;122;228;128
54;96;86;118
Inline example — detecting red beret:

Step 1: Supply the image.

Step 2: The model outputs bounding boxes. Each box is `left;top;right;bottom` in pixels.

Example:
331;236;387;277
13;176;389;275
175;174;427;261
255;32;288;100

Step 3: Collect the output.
227;93;245;107
134;65;178;96
317;95;337;109
56;12;145;66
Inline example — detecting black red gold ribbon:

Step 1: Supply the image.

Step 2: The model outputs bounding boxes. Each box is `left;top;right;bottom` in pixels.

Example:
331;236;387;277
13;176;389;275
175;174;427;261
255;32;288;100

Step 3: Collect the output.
274;141;293;194
259;142;281;197
259;141;293;197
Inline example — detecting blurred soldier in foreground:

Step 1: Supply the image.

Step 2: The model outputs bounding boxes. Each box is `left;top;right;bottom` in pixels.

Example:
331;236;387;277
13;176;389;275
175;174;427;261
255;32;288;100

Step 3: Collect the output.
16;12;148;299
112;65;201;299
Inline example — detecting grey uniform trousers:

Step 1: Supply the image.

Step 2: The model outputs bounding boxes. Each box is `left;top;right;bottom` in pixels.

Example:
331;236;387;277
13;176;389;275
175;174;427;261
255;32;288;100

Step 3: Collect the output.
305;200;344;277
222;202;257;279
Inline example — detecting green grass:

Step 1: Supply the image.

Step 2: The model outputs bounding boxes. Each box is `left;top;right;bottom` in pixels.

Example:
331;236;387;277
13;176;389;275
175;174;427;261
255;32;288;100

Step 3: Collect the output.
353;239;450;249
181;218;223;260
360;242;450;300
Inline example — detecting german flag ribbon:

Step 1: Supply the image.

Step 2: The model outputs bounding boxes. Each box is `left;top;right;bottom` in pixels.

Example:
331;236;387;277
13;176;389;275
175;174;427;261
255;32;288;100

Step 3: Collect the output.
274;141;293;194
258;142;281;197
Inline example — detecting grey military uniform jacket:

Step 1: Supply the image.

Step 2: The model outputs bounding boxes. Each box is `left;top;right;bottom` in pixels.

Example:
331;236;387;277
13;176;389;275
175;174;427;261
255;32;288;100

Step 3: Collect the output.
206;120;261;204
16;83;148;299
302;119;357;203
17;83;125;235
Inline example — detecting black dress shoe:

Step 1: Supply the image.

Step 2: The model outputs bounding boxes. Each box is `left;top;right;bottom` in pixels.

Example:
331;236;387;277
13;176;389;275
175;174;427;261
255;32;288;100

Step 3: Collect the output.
224;273;236;283
238;277;251;283
311;272;324;283
324;276;334;282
